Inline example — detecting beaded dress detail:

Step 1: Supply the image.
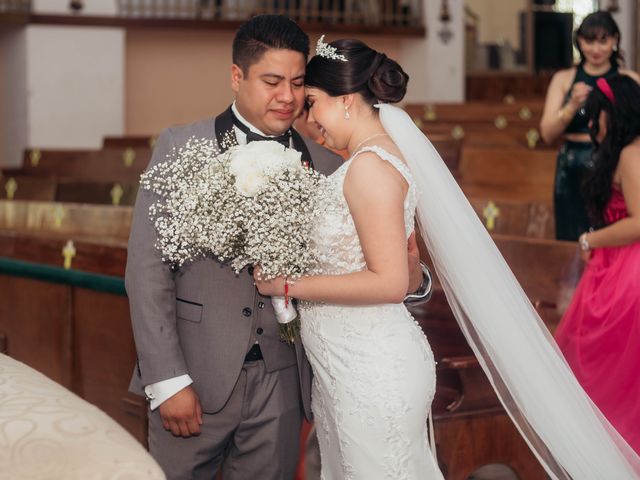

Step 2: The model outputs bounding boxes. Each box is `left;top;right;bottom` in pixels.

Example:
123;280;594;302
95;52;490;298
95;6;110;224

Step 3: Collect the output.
300;146;443;479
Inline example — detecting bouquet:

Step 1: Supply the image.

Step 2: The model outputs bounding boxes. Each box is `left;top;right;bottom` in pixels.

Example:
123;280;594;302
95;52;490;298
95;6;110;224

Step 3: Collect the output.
140;138;326;344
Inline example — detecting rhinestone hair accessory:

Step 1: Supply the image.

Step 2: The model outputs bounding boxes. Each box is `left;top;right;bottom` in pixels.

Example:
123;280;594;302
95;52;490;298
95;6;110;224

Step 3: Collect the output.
315;35;347;62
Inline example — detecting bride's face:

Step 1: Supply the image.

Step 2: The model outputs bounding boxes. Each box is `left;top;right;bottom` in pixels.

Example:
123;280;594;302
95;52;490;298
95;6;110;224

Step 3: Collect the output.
305;87;350;150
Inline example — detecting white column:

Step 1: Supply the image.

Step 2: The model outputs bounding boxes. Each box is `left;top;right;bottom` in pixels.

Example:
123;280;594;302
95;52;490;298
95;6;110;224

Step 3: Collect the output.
2;30;28;170
399;0;465;104
611;0;636;71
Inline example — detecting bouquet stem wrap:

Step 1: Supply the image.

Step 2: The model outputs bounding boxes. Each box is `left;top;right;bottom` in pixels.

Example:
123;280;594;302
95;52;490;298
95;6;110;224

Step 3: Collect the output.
271;296;300;345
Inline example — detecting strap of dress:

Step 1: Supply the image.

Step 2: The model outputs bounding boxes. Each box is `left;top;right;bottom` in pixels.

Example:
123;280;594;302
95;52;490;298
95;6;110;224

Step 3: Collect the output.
350;145;414;186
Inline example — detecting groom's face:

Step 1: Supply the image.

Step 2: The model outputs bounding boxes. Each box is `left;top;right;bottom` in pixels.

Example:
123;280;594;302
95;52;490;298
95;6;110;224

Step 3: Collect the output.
231;48;306;136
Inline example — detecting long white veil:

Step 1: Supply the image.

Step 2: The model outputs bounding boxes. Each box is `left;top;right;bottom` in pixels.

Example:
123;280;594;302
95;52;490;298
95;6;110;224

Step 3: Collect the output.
377;103;640;479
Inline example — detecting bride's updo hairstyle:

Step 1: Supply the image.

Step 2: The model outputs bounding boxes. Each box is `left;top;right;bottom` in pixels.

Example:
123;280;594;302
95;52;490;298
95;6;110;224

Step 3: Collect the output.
305;39;409;105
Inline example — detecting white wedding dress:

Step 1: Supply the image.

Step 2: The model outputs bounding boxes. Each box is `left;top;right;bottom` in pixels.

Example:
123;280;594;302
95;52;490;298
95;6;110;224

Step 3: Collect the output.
299;146;444;480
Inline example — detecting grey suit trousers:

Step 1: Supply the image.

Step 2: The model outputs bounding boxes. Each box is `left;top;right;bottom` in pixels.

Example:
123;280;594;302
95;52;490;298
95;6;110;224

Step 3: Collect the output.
149;361;302;480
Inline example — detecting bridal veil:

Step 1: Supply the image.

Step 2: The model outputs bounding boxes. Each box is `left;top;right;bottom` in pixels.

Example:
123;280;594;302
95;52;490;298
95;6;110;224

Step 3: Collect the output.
377;103;640;479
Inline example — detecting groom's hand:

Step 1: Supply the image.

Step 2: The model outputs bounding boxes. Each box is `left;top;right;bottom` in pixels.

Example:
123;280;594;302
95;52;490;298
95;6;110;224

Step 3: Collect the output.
407;231;422;293
159;385;203;437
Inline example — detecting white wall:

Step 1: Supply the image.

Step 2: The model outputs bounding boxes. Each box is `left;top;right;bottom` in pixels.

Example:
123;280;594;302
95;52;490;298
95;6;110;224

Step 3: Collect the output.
1;25;124;167
32;0;118;15
467;0;527;50
399;0;464;103
25;26;124;153
611;0;636;70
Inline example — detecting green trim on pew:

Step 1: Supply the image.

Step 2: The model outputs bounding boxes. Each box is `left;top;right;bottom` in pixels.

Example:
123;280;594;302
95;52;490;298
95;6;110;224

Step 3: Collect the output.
0;257;126;296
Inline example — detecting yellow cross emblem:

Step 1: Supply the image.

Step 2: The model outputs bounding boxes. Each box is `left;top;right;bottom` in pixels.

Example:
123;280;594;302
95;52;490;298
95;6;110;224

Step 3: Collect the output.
482;201;500;231
62;240;76;270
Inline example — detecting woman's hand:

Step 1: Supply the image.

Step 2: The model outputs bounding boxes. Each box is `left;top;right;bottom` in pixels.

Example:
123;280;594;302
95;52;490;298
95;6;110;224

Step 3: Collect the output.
568;81;592;109
253;266;286;296
579;247;592;263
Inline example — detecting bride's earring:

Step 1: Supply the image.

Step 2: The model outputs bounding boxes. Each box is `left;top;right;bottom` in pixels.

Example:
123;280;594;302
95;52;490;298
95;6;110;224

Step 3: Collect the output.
344;107;350;120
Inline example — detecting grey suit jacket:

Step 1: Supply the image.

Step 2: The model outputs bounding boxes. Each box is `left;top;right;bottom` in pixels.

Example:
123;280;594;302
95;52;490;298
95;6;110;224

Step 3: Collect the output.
127;114;342;419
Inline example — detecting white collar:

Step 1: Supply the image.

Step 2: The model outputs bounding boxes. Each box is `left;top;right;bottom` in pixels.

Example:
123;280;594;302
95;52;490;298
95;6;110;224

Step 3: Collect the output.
231;102;273;137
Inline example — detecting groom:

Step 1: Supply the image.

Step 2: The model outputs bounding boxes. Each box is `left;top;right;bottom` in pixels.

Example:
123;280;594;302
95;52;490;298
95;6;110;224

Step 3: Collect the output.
126;14;430;480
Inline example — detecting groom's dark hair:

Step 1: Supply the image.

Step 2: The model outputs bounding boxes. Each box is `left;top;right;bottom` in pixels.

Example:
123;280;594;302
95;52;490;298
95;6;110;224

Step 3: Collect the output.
232;15;309;75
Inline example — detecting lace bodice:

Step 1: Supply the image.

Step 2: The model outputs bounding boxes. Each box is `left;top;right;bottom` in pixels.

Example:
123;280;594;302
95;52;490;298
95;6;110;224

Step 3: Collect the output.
312;145;417;276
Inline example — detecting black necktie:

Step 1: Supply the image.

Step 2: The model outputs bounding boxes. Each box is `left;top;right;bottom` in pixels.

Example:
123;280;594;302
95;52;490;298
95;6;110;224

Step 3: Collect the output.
231;110;292;148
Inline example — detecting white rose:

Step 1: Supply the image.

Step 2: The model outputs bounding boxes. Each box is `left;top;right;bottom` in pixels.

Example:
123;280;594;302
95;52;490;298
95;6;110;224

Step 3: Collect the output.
228;146;257;178
235;171;266;197
230;141;302;176
254;142;300;174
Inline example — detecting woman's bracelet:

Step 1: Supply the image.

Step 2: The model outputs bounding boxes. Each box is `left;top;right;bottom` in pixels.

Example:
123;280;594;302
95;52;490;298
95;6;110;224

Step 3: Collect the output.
578;232;591;252
284;276;290;307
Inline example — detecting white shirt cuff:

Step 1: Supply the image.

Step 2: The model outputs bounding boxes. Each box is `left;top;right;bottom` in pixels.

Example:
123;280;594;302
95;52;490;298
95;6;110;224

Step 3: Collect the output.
144;374;193;410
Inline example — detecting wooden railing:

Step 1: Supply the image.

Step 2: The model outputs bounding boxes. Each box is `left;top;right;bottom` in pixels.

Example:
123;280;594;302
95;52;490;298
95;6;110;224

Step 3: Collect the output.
0;0;423;35
116;0;423;28
0;0;30;13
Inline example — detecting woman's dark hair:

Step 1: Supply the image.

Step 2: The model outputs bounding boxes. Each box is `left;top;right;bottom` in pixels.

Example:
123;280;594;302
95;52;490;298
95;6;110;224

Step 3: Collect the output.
305;39;409;105
575;11;624;66
232;15;309;74
583;75;640;223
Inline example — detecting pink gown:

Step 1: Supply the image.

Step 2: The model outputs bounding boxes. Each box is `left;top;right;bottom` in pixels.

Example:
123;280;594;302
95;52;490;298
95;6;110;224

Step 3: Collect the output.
555;187;640;454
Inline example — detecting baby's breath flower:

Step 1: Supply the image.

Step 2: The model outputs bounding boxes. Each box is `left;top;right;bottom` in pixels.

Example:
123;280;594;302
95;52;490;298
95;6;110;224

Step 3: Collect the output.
141;138;328;280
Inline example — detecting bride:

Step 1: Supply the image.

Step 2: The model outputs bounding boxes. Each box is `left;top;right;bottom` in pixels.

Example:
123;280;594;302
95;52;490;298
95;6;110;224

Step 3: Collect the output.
255;37;640;479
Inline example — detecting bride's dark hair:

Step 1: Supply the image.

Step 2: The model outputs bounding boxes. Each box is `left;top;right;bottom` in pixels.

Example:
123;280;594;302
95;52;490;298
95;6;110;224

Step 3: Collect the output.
305;39;409;105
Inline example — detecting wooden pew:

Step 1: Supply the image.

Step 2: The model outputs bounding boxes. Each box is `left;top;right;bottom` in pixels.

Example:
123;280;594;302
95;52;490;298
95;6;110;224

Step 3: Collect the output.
1;174;57;201
1;173;139;205
467;197;554;239
18;148;151;183
428;136;463;177
0;200;132;242
55;180;139;206
405;100;544;126
103;135;156;149
458;147;556;203
422;122;551;150
410;234;582;479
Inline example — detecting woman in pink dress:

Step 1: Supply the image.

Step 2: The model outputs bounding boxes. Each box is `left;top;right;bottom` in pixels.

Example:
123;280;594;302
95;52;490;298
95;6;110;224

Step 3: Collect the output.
555;74;640;454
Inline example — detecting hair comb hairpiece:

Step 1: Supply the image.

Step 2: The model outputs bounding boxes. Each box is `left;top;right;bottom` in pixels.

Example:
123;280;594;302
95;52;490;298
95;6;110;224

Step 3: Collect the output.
315;35;347;62
596;77;615;104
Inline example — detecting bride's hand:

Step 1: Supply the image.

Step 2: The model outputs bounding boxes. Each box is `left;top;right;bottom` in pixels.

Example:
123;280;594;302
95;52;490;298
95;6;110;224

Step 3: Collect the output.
253;266;286;296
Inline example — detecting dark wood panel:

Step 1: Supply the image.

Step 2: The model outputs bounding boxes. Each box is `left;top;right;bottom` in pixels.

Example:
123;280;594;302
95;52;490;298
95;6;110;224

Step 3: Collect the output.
435;413;548;479
0;275;72;387
0;231;127;276
72;289;147;444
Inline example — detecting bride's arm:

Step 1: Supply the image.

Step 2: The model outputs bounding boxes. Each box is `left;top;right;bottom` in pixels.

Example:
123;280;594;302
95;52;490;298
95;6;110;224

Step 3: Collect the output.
255;152;410;305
